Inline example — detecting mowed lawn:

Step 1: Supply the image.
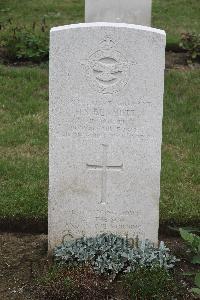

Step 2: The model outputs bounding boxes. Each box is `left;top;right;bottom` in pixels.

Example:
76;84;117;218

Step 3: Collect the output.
0;65;48;218
0;0;199;45
0;64;199;225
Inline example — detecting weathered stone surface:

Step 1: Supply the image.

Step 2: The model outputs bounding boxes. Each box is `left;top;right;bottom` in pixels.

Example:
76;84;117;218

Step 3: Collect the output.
49;23;166;251
85;0;152;26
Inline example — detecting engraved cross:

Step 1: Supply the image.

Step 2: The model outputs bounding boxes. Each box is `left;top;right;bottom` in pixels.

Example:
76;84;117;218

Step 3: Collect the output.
86;144;123;204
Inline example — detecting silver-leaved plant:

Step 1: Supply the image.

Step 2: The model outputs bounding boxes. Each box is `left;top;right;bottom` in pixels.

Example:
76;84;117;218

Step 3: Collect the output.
54;233;178;278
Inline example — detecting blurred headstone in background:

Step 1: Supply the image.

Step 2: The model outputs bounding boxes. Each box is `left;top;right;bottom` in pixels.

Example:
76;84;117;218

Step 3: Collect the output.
85;0;152;26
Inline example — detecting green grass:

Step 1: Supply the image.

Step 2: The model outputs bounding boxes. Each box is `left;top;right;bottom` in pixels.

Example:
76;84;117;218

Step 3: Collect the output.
161;70;200;225
153;0;200;44
0;0;199;45
0;64;48;217
124;267;181;300
0;64;199;224
0;0;84;27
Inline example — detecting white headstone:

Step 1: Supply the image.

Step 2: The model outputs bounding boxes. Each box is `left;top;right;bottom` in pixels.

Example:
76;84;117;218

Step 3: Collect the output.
49;23;166;251
85;0;152;26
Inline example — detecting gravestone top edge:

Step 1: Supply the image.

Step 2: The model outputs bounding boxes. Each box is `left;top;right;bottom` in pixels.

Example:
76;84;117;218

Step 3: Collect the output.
50;22;166;37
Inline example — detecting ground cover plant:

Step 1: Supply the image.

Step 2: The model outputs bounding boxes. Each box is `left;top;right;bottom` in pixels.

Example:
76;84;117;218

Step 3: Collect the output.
54;234;177;278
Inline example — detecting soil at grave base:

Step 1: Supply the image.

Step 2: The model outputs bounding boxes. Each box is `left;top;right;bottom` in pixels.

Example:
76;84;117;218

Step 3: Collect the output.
165;51;200;70
0;51;200;70
0;233;49;300
0;233;197;300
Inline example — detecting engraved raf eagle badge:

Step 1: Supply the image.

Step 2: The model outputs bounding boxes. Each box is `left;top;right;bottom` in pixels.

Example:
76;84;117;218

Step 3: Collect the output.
82;37;130;94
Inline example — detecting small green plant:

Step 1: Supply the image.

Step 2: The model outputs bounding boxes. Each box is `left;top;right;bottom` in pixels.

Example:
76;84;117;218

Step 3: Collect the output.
54;233;177;278
193;272;200;297
124;266;179;300
179;32;200;64
0;19;49;62
180;228;200;296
